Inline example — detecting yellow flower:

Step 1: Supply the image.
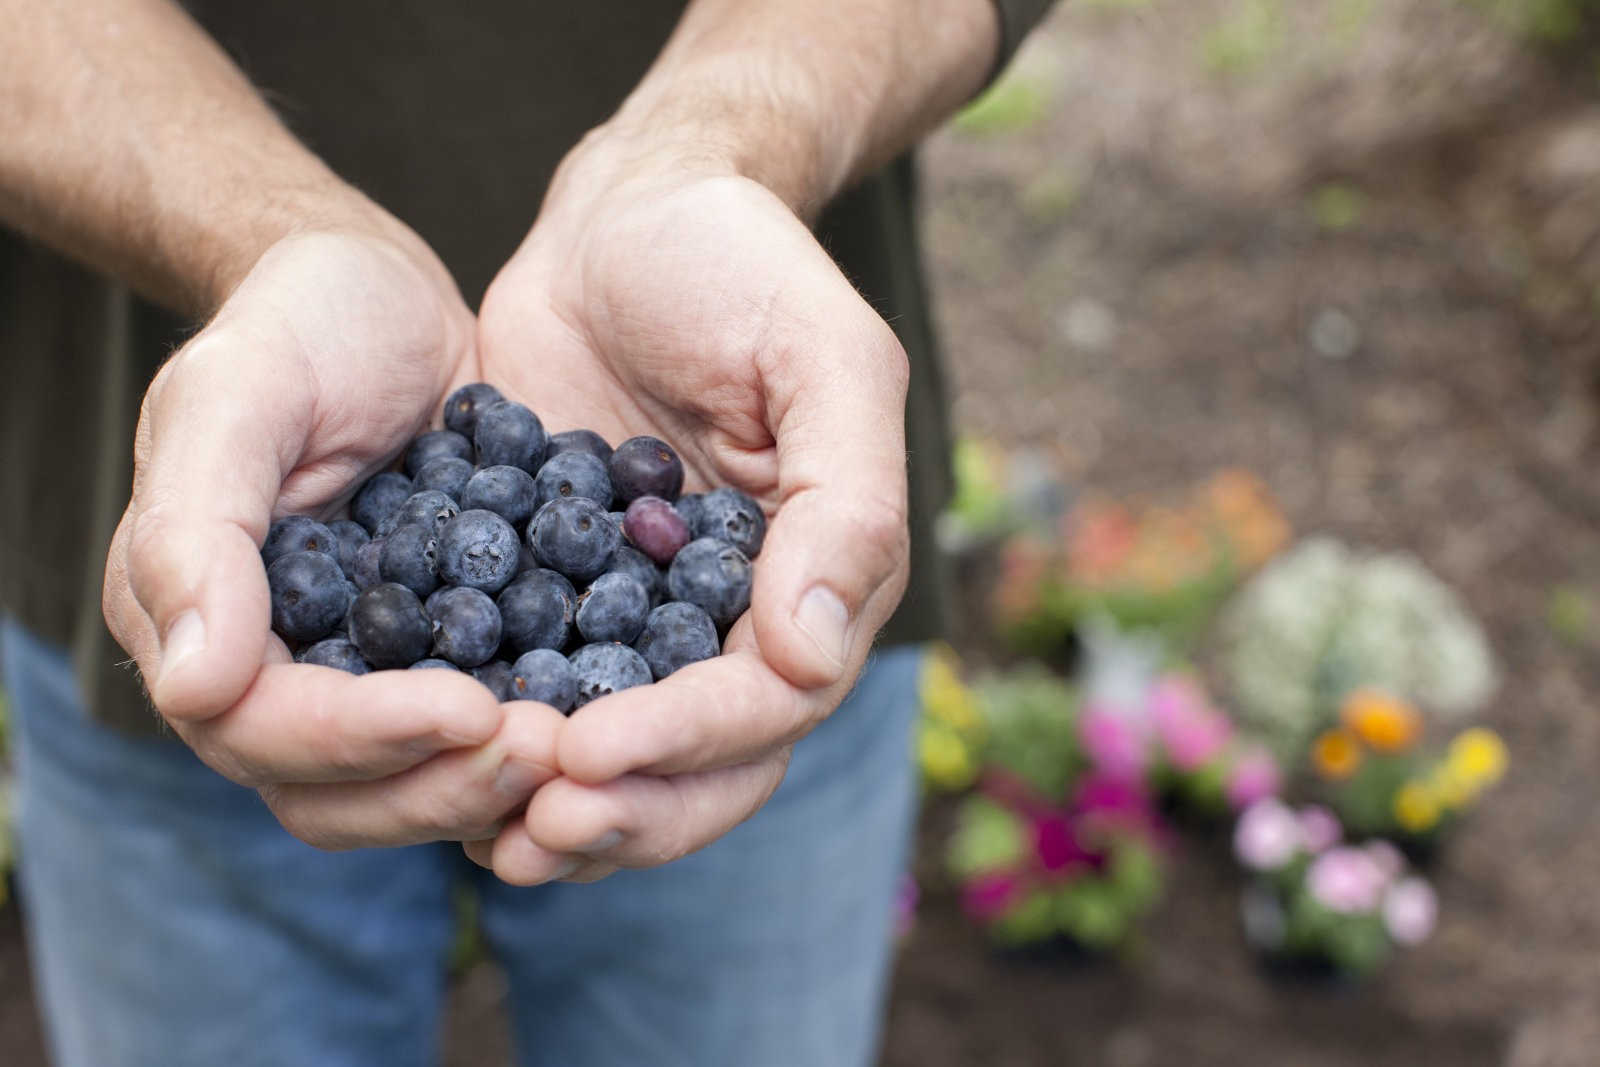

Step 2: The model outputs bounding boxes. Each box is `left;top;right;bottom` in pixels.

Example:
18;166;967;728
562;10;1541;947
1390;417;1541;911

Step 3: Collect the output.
1394;781;1442;834
1340;689;1423;753
1311;728;1363;781
1447;728;1508;792
1428;764;1472;810
920;646;983;734
919;724;976;790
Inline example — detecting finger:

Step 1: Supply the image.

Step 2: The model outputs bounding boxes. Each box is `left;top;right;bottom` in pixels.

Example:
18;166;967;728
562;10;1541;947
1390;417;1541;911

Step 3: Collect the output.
556;628;811;784
751;302;911;692
484;822;580;887
522;753;789;868
123;327;314;722
178;663;506;786
260;701;564;850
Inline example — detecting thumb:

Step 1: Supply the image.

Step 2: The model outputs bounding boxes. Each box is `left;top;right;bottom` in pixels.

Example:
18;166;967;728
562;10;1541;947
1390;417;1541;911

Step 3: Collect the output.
749;310;912;693
121;328;311;721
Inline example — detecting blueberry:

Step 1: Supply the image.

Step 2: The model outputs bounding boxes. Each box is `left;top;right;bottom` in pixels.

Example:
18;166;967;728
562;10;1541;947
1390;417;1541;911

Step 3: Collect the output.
267;550;351;643
667;538;752;626
608;435;684;504
404;430;474;478
622;495;690;565
349;583;433;668
576;572;649;644
497;569;576;654
460;465;539;527
528;496;621;584
604;545;667;609
261;516;338;567
410;658;459;671
692;487;767;559
546;428;613;465
327;520;371;580
350;471;413;535
428;586;503;668
442;382;504;437
296;636;371;675
379;523;440;598
473;400;547;473
412;456;474;501
437;509;521;593
376;489;459;538
673;493;705;533
634;601;720;680
535;451;613;510
509;649;579;713
470;659;515;702
352;538;386;590
568;642;653;708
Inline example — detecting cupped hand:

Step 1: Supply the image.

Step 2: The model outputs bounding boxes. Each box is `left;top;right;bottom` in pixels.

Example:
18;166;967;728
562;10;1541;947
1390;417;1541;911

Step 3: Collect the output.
103;228;563;849
466;139;912;883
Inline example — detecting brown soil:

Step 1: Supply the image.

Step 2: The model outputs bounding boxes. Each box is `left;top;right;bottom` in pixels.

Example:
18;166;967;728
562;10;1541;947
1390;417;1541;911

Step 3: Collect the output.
6;2;1600;1064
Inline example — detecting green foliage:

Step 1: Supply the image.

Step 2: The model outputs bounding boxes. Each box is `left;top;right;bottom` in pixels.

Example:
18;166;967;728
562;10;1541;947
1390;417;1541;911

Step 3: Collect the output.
952;76;1049;136
974;668;1085;800
1474;0;1598;41
1201;0;1287;76
948;797;1029;878
1547;584;1594;645
1311;183;1367;232
946;439;1013;538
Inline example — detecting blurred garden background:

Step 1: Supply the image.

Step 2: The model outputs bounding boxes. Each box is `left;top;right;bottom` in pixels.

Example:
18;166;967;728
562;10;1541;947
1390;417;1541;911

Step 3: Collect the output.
6;0;1600;1063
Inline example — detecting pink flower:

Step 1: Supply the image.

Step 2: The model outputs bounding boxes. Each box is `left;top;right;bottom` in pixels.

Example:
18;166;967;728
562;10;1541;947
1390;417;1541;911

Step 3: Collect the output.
1233;798;1301;871
1032;814;1091;873
1150;676;1233;771
1224;745;1283;811
961;872;1023;922
1365;840;1406;881
1306;847;1387;914
1078;704;1149;782
1382;877;1438;946
1296;805;1343;854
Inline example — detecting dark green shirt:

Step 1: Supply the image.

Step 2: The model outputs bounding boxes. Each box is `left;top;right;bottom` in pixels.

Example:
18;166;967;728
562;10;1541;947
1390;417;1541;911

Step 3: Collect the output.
0;2;1052;734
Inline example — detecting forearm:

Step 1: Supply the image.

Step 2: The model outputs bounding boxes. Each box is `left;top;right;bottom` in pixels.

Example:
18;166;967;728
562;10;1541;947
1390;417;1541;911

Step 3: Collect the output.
0;0;397;317
600;0;1001;217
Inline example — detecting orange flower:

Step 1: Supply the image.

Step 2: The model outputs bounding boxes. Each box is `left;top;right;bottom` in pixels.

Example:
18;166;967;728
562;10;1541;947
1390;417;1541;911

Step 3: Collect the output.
1340;689;1423;753
1311;728;1363;780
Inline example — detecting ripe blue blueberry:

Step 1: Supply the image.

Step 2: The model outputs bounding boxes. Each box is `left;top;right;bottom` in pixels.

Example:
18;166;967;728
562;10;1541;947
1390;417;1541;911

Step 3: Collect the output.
377;489;459;538
692;487;767;559
379;523;440;598
327;520;370;580
471;659;515;702
350;471;413;535
460;465;539;527
268;550;351;643
261;515;338;567
404;430;474;478
673;493;705;532
510;648;579;713
296;635;371;675
546;428;613;465
437;509;521;593
608;435;684;504
528;496;621;584
633;601;720;680
568;642;653;707
576;572;649;644
352;538;385;590
474;400;548;473
497;569;576;654
443;382;504;437
604;545;667;609
666;537;752;626
349;583;433;668
410;658;459;670
428;586;503;668
412;456;474;501
534;451;613;510
622;495;690;565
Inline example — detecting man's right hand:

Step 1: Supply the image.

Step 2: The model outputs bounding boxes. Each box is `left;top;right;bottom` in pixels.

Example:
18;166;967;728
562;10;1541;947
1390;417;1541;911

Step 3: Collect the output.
102;228;565;850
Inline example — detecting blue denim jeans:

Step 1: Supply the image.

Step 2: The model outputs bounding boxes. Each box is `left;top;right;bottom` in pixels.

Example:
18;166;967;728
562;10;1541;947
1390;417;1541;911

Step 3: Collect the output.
2;620;920;1067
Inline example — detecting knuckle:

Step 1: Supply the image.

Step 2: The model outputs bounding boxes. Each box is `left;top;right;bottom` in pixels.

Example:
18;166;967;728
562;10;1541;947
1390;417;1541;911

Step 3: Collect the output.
841;494;910;569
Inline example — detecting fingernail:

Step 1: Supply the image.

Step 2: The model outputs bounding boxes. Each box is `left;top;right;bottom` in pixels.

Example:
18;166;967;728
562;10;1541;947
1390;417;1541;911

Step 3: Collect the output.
494;757;544;796
159;611;207;687
548;858;581;882
577;829;622;853
793;585;848;669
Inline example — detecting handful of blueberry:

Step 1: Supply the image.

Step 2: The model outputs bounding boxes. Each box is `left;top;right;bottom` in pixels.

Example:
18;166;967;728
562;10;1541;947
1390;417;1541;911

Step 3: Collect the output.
264;383;766;713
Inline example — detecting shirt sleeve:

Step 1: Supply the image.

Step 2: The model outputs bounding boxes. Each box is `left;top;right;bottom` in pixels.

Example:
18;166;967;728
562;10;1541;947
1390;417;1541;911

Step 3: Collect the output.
989;0;1057;78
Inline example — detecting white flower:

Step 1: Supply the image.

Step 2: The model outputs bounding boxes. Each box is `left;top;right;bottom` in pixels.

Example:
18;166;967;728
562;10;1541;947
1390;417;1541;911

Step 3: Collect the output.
1233;798;1302;871
1382;877;1438;946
